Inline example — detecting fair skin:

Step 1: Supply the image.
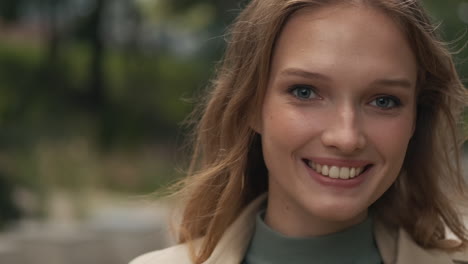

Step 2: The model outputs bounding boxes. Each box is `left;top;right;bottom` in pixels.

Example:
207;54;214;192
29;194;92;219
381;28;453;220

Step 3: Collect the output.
257;4;418;237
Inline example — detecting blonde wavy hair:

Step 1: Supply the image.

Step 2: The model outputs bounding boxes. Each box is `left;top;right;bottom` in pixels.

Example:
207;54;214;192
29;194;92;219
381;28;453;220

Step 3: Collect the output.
173;0;468;263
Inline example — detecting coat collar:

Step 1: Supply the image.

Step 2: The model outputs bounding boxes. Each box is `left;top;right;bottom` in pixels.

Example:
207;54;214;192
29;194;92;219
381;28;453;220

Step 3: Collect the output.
130;194;468;264
206;194;457;264
373;219;454;264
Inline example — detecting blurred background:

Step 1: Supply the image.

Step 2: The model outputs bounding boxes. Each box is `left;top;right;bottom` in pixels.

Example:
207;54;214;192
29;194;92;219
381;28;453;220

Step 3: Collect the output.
0;0;466;263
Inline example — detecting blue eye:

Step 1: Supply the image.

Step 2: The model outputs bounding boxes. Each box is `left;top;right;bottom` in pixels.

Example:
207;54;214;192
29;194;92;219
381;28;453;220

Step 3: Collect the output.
290;85;318;100
370;96;401;109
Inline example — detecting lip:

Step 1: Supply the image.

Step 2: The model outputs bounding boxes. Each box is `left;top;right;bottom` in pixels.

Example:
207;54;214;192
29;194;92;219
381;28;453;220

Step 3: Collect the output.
302;158;372;188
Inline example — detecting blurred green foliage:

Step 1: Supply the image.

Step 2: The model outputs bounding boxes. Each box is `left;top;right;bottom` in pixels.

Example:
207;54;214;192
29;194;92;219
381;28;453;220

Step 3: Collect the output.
0;0;466;222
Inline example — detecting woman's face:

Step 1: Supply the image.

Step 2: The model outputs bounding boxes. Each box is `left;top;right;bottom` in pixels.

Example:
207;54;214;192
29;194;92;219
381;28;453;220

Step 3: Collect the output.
259;4;417;237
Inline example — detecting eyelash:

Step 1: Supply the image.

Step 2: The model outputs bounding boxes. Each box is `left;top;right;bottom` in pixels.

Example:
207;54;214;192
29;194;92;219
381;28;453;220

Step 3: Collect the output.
369;95;402;110
288;85;319;100
288;85;403;110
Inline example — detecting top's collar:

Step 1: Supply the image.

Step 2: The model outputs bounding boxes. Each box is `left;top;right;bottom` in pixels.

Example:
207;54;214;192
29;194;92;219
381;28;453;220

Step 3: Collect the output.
205;193;456;264
243;207;381;263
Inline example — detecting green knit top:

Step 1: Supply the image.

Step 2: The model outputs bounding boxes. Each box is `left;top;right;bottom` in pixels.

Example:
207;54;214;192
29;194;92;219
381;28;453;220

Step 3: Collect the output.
242;210;382;264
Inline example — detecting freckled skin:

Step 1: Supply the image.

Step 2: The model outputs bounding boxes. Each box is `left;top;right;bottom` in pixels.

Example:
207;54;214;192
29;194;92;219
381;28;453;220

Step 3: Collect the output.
258;5;417;237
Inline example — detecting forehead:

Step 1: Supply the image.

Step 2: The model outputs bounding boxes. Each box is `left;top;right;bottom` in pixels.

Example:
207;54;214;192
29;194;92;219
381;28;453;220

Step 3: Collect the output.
270;4;417;85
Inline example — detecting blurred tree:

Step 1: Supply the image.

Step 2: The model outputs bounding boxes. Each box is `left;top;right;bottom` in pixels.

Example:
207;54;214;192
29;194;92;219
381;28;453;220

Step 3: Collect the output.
0;0;22;23
0;174;21;229
86;0;106;110
423;1;468;81
43;0;61;88
0;0;465;195
170;0;247;26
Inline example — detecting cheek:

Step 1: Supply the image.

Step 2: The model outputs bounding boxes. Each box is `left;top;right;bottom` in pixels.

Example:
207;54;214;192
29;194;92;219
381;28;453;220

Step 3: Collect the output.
261;109;303;159
366;113;415;165
261;103;325;154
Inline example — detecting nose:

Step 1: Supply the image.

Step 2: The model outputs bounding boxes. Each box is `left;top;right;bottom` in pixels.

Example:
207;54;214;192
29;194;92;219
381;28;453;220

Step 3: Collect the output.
320;106;366;154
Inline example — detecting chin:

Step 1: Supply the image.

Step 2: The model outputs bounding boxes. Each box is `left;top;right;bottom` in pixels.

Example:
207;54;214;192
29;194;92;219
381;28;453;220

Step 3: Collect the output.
308;200;369;224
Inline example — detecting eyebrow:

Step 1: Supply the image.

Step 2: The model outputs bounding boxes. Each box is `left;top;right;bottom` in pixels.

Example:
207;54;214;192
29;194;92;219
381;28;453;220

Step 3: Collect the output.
280;68;331;81
370;78;413;90
279;68;413;89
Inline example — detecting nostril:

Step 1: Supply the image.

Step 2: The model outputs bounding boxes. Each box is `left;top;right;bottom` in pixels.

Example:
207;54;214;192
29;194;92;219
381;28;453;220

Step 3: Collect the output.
320;126;366;153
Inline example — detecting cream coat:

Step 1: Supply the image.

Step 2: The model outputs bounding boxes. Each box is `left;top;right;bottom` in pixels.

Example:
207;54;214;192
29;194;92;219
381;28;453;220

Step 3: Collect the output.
130;195;468;264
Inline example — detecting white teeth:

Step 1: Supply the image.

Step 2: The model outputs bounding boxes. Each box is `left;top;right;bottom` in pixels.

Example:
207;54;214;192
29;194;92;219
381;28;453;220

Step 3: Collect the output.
322;165;329;176
329;166;339;178
306;160;367;180
356;167;362;175
316;164;322;173
339;167;350;179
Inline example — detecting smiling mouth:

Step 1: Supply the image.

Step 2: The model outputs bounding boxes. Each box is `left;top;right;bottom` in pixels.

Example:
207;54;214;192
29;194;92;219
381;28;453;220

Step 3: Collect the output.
303;159;372;180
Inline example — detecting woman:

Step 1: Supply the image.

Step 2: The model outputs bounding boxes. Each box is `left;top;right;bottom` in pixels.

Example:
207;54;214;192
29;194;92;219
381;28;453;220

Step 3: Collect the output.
131;0;468;263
